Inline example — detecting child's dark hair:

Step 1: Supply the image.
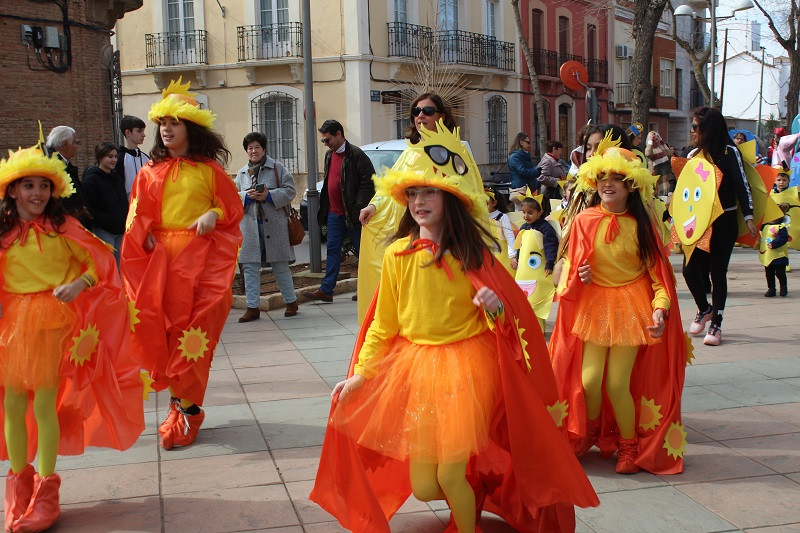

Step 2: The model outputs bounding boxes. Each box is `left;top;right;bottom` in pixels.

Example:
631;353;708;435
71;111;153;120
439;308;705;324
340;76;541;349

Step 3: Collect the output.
94;142;117;163
150;119;231;165
0;178;66;246
487;186;509;213
521;197;542;212
393;190;498;271
120;115;146;136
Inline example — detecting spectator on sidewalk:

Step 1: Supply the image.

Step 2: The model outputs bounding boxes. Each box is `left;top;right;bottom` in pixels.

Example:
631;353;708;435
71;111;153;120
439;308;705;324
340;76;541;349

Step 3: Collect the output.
115;115;150;199
508;132;541;194
46;125;90;225
82;142;128;265
537;139;566;215
306;119;375;303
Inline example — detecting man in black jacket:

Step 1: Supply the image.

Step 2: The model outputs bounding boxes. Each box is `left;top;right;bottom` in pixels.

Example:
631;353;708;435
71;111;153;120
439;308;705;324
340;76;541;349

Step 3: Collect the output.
46;125;91;227
306;119;375;302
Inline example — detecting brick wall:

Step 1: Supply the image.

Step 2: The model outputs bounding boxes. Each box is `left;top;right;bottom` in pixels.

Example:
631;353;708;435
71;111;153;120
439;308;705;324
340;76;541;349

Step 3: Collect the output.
0;1;118;171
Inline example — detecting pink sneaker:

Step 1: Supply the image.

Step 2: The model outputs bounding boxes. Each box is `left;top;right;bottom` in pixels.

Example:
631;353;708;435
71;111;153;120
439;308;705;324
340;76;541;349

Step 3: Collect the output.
689;307;713;336
703;324;721;346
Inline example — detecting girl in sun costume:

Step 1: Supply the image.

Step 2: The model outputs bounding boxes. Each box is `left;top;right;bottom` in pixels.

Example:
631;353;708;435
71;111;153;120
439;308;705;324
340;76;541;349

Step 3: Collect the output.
549;132;688;475
0;134;144;532
310;123;598;533
121;78;243;450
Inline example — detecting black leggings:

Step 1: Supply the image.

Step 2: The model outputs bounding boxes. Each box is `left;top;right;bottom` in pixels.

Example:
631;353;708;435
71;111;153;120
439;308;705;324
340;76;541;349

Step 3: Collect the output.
765;263;787;290
682;210;739;325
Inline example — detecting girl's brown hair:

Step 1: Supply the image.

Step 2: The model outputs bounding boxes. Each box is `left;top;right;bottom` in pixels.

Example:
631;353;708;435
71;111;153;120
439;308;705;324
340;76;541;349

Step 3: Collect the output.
404;93;457;144
94;142;117;163
150;119;231;165
393;191;498;271
0;178;66;246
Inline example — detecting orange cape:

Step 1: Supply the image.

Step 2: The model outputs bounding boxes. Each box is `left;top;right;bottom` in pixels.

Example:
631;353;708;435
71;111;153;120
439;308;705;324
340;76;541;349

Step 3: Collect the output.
0;217;144;460
310;250;599;532
549;206;687;474
121;158;243;405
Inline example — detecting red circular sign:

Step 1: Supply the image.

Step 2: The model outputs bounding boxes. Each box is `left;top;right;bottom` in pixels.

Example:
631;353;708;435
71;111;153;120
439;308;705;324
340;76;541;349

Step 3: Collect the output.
560;61;588;91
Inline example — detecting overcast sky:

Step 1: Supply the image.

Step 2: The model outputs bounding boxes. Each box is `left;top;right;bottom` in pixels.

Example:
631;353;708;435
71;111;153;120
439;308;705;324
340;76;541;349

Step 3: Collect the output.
715;0;788;59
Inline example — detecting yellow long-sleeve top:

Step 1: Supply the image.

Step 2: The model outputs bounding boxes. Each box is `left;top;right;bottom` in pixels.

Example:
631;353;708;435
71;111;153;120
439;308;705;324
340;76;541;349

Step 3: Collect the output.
354;236;489;379
158;161;224;229
589;205;670;311
2;225;96;294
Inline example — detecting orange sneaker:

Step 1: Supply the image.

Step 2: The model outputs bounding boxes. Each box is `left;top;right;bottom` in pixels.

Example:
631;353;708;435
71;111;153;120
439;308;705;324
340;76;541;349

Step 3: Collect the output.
615;438;641;474
11;473;61;533
574;418;601;456
160;407;205;450
157;398;181;443
5;464;35;530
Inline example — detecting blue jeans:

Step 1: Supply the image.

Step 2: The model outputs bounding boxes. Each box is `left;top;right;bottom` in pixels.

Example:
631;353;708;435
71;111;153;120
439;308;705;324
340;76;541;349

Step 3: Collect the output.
242;261;297;309
321;212;361;295
93;227;122;266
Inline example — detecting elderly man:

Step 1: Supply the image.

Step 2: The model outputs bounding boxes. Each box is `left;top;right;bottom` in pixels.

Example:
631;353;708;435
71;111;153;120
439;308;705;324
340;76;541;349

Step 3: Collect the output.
46;125;90;225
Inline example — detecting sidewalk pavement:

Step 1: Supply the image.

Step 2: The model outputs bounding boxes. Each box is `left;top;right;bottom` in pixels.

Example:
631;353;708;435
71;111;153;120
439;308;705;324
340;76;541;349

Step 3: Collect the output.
2;248;799;532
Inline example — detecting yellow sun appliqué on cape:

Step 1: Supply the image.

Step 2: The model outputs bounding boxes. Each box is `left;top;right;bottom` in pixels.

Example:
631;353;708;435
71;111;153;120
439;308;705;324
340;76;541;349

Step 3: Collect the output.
639;397;663;432
684;331;695;365
514;317;532;371
128;300;141;332
178;326;210;362
125;197;138;233
140;371;156;401
663;421;688;459
547;400;568;428
70;324;100;367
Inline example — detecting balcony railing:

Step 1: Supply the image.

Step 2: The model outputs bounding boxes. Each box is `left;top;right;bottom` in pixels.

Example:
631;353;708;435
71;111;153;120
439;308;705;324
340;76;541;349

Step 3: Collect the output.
530;48;559;77
387;22;515;72
145;30;207;68
586;58;608;84
528;49;607;84
615;83;657;107
237;23;303;61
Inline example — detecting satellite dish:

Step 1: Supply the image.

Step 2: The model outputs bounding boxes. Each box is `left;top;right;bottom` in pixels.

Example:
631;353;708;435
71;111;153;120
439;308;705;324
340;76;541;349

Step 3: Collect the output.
560;61;588;91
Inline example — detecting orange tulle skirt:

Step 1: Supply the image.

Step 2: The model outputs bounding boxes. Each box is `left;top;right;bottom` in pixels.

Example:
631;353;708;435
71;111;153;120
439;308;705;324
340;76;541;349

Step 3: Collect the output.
333;330;500;464
0;292;77;391
571;274;660;347
153;228;195;262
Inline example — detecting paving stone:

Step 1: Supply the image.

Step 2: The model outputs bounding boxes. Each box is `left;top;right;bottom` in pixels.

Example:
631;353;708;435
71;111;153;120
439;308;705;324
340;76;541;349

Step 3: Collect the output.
56;497;162;532
59;462;159;504
722;433;800;474
160;451;282;494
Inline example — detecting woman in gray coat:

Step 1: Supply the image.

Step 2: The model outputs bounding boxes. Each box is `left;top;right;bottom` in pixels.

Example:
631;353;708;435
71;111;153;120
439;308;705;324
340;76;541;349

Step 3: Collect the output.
235;132;299;321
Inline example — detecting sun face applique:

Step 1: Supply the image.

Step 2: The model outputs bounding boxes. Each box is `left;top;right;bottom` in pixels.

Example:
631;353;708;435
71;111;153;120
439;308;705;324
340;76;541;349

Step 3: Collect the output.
639;397;663;432
125;197;138;233
684;331;695;366
70;324;100;367
140;371;156;401
663;421;688;460
128;300;141;332
547;400;569;428
177;326;210;362
514;317;532;371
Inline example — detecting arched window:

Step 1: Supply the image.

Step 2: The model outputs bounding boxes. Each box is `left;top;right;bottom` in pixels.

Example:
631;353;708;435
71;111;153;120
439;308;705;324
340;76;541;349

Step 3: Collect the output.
250;91;299;173
487;95;507;164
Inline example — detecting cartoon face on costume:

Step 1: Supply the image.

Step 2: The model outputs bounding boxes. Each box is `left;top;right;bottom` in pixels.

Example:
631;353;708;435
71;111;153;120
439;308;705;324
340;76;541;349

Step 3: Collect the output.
673;158;717;245
514;229;556;320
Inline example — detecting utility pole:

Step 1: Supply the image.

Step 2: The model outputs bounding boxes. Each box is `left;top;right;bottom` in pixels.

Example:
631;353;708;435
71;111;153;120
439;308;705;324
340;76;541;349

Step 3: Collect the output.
709;1;716;108
719;28;728;110
302;0;321;273
757;46;765;140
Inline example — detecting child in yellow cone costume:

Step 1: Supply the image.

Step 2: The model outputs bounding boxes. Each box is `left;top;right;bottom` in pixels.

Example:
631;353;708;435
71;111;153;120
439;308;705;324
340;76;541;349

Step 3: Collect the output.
0;135;144;532
121;78;243;450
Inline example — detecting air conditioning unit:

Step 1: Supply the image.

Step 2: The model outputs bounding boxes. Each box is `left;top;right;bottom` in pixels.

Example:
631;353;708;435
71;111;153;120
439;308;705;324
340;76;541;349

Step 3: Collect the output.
615;44;631;59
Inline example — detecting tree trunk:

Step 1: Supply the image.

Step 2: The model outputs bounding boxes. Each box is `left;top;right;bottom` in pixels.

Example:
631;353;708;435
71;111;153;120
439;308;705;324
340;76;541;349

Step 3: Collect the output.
511;0;548;156
630;0;668;134
787;52;800;129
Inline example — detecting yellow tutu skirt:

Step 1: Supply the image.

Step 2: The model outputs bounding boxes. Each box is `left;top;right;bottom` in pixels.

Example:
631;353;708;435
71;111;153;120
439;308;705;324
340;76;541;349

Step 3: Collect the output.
153;228;195;262
333;330;500;464
0;292;77;391
571;274;660;347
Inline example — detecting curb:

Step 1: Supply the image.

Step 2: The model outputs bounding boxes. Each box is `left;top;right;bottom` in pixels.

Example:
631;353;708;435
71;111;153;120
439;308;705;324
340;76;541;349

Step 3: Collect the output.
232;277;359;311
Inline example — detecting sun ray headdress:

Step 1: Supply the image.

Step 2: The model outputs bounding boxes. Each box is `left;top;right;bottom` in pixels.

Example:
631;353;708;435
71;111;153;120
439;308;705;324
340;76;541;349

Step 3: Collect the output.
148;77;215;129
0;122;75;200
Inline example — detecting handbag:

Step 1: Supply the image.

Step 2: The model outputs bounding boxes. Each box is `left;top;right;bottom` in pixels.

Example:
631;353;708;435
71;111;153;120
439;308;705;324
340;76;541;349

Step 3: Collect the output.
274;166;305;246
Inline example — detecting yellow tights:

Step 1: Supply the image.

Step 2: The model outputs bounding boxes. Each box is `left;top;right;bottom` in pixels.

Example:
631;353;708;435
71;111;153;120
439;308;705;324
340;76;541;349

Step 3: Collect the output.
169;388;194;410
4;388;59;476
581;342;639;439
410;460;475;532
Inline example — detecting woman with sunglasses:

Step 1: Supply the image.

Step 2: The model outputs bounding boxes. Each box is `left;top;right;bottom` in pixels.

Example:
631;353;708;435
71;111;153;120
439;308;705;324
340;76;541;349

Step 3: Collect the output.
683;107;757;346
507;133;541;197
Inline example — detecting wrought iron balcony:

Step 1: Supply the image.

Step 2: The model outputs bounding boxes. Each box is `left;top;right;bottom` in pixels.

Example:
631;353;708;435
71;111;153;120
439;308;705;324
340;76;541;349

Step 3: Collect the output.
530;48;559;77
615;83;657;107
387;22;515;72
586;58;609;84
145;30;207;68
237;23;303;61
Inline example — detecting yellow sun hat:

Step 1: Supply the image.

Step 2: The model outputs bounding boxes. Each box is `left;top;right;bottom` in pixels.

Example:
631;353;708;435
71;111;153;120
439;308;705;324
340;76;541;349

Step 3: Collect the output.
374;120;487;218
0;124;75;200
577;130;657;199
148;77;215;129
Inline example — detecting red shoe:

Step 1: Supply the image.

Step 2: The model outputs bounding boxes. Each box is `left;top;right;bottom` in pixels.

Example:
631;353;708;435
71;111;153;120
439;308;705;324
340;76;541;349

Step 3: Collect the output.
157;397;181;443
615;438;641;474
574;418;600;456
5;464;35;530
11;473;61;533
160;407;205;450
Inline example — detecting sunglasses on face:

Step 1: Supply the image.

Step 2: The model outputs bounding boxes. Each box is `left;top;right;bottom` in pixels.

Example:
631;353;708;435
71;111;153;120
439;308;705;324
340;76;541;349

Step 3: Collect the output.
424;145;468;175
403;187;440;201
691;123;699;131
412;106;440;117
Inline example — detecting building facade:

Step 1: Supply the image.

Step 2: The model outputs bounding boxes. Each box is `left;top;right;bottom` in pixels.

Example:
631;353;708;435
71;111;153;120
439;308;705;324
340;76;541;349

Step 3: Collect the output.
114;0;520;179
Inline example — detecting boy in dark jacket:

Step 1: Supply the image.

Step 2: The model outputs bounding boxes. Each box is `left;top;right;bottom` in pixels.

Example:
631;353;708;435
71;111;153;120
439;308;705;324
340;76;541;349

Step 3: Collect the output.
519;197;558;274
759;204;790;297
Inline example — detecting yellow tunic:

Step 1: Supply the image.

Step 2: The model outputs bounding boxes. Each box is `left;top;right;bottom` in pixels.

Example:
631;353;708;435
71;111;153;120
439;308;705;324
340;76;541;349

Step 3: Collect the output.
3;225;97;294
590;206;670;311
158;161;224;229
355;236;488;378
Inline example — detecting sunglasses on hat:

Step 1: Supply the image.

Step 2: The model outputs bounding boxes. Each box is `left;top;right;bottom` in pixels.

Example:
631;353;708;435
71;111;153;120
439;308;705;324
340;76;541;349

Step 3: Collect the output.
412;106;440;117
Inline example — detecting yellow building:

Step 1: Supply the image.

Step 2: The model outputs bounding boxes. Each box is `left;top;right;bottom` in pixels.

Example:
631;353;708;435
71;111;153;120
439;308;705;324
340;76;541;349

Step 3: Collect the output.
114;0;520;178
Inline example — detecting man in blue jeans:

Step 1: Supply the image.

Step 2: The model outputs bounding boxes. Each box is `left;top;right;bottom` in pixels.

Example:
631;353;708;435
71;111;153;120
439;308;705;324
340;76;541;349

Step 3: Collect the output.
306;119;375;302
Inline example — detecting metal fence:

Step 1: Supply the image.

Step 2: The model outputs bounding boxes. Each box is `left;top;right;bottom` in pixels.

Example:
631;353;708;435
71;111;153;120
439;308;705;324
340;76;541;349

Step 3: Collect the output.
237;23;303;61
145;30;207;68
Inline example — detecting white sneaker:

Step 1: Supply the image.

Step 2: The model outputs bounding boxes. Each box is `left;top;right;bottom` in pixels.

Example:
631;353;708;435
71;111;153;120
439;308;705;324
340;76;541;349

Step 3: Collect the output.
689;307;713;336
703;324;721;346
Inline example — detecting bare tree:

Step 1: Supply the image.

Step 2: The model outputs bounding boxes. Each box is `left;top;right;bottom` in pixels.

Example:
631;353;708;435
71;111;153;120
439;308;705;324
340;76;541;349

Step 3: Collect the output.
511;0;548;155
752;0;800;128
667;2;713;105
630;0;670;133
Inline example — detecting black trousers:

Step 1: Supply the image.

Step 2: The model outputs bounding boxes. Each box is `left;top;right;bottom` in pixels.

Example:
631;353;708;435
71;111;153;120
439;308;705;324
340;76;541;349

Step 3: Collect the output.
765;263;787;291
682;210;739;325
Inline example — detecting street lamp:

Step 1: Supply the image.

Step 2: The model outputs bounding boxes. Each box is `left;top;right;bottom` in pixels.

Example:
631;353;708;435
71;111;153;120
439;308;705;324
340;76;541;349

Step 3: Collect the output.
675;0;754;109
